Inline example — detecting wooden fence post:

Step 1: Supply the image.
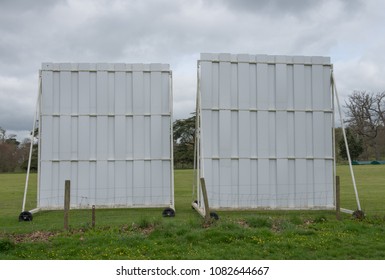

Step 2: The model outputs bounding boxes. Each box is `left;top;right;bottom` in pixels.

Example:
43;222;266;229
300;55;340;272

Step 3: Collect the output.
64;180;70;230
336;176;341;221
92;205;96;228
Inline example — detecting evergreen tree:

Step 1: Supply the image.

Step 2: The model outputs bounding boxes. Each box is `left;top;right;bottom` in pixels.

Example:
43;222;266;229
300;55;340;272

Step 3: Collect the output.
339;128;364;161
173;114;195;168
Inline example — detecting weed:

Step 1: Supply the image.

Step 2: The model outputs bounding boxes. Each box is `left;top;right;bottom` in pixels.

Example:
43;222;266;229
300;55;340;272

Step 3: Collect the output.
289;216;303;225
314;215;328;223
0;238;15;252
245;217;272;228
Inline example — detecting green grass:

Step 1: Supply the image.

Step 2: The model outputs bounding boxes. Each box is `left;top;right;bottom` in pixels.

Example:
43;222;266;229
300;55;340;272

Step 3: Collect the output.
337;165;385;214
1;166;385;260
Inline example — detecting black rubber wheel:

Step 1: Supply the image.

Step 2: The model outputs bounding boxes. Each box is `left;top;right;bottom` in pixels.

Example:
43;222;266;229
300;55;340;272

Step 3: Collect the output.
19;211;33;222
210;212;219;220
162;207;175;217
352;210;365;220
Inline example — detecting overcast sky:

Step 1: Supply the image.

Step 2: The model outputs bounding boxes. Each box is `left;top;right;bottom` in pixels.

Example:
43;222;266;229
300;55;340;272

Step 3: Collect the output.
1;0;384;140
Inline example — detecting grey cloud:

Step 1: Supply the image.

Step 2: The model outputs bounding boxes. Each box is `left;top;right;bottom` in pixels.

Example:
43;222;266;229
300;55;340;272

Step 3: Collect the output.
0;0;64;10
0;0;384;134
217;0;364;17
0;109;33;131
0;94;35;131
217;0;319;15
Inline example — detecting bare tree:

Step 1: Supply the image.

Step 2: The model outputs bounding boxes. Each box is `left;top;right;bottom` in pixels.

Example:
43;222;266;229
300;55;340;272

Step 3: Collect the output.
344;91;385;160
0;126;5;143
372;91;385;127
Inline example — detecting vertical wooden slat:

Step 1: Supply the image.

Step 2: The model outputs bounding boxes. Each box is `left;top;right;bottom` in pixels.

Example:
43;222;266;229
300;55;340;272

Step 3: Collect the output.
133;116;145;159
114;161;126;205
258;111;269;158
161;72;170;115
59;115;72;160
238;62;250;110
200;61;212;109
143;72;151;115
275;63;287;110
40;116;52;161
96;161;108;205
276;111;288;158
97;116;108;160
41;70;53;115
114;116;125;160
133;70;144;114
219;60;231;109
238;111;250;158
77;65;89;116
78;161;89;207
89;71;97;115
312;65;324;110
211;110;219;158
106;161;114;205
97;70;108;115
295;112;306;158
231;111;238;157
144;116;151;159
150;71;162;114
133;160;145;205
53;72;60;114
219;110;231;158
150;116;162;159
212;62;219;109
115;71;126;115
161;116;171;159
52;117;59;160
293;64;306;110
78;116;90;160
257;63;268;110
258;159;269;207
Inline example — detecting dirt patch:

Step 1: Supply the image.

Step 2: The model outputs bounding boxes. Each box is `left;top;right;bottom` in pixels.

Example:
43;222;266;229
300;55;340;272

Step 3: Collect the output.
303;219;314;225
137;225;156;235
236;220;249;228
10;231;58;243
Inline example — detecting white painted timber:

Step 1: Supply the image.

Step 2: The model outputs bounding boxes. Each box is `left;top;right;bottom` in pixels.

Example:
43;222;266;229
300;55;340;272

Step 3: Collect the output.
196;53;334;210
39;63;173;209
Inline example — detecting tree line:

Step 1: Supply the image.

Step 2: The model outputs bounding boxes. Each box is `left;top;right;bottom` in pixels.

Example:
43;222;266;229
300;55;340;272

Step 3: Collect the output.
0;127;38;172
1;90;383;172
338;91;385;161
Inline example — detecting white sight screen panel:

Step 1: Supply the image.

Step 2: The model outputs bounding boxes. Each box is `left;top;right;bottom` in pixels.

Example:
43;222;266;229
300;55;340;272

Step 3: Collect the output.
197;53;334;210
39;63;173;209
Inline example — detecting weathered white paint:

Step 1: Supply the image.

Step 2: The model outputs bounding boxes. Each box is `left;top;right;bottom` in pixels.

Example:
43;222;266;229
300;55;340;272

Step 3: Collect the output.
39;63;174;209
196;53;334;210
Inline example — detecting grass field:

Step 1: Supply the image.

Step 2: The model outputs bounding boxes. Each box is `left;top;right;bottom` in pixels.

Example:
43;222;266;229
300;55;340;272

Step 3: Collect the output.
1;165;385;260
